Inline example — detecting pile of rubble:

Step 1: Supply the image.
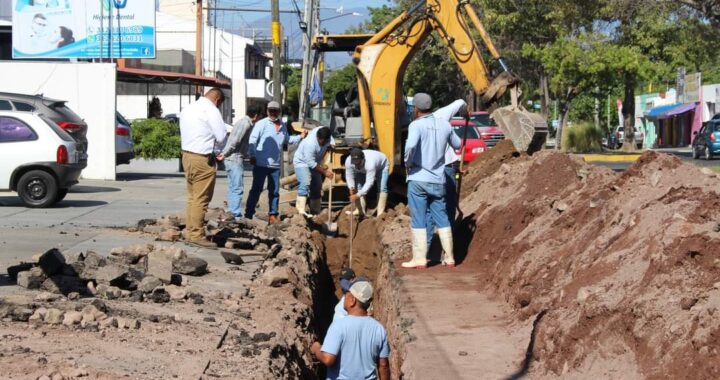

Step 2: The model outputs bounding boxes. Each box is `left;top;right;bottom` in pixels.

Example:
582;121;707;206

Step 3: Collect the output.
2;243;209;329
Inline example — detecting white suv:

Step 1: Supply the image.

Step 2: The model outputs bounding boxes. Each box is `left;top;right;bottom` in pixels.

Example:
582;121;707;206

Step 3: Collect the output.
0;111;87;207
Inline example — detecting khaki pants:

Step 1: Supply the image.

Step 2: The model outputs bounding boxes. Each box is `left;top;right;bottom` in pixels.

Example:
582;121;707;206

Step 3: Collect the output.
182;151;216;241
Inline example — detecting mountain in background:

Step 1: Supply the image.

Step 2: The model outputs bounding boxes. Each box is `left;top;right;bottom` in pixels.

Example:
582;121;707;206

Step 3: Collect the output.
215;7;369;70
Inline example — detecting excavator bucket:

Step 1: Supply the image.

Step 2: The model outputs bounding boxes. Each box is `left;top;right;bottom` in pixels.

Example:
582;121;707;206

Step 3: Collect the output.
491;106;548;154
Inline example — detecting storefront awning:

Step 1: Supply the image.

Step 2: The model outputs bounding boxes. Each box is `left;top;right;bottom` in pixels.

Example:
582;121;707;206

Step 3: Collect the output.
664;102;697;117
646;103;683;118
116;67;231;88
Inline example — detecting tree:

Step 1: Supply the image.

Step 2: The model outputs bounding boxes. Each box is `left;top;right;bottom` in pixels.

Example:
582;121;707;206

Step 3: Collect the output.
323;64;358;104
283;66;303;119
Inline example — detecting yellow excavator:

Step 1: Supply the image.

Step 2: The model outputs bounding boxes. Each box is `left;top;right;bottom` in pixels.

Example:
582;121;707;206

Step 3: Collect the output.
310;0;548;174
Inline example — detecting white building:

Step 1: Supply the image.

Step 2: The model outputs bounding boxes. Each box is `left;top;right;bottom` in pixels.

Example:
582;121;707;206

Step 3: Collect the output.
116;7;270;123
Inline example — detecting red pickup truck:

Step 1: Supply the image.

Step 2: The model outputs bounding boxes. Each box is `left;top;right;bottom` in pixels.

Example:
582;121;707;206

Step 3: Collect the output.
449;124;487;163
451;111;506;148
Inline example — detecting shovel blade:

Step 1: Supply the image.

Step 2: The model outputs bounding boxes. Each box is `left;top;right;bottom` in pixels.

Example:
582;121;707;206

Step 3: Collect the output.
323;222;338;237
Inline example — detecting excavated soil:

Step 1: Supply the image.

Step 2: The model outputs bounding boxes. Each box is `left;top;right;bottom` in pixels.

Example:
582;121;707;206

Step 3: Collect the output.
460;150;720;378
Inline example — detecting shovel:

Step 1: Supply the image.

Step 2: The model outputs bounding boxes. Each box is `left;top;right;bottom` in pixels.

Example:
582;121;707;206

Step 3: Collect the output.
348;199;354;268
323;160;338;237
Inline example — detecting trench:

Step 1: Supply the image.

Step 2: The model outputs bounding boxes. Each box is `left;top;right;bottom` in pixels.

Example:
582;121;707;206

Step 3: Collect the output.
305;203;407;380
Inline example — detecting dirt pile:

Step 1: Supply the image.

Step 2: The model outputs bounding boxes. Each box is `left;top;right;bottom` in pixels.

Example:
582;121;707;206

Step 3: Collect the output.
461;150;720;378
460;139;523;199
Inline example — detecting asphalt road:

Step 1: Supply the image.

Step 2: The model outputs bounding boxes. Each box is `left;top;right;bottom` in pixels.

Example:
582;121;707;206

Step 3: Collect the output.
589;148;720;171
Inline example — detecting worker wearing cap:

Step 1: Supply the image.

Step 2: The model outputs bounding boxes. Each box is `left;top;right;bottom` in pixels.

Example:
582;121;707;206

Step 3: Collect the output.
402;93;462;269
312;279;391;380
426;99;467;266
344;148;390;217
293;126;335;217
179;87;227;248
245;101;304;224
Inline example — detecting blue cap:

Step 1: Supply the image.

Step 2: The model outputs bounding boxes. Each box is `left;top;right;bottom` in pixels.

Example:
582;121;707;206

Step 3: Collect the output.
341;275;368;293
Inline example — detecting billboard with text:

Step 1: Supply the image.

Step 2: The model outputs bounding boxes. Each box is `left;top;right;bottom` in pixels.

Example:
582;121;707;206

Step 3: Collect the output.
12;0;155;59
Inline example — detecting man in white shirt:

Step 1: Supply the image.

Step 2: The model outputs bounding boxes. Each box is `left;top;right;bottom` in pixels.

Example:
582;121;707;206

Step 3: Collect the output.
180;88;227;247
344;148;390;217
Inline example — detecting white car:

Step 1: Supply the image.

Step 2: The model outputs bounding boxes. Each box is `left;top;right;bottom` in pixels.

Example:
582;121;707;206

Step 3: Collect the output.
0;111;87;207
115;112;135;165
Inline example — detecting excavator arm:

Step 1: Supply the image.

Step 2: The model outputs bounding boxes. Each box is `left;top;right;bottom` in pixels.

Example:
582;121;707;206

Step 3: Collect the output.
351;0;547;172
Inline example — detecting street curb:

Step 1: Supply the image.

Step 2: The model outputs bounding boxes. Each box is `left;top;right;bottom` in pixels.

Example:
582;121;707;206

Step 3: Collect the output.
581;154;642;162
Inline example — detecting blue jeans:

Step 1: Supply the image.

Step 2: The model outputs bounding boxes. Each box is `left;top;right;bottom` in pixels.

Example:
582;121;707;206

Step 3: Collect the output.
295;166;323;199
356;168;389;194
408;180;449;230
426;165;457;245
245;166;280;218
225;158;245;218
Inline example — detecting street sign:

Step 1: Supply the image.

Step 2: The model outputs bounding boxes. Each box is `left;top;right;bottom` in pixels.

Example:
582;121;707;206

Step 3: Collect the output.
12;0;156;59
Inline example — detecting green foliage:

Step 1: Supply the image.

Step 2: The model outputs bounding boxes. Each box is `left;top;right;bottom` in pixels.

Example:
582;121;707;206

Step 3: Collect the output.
561;122;604;153
323;64;358;103
131;119;181;160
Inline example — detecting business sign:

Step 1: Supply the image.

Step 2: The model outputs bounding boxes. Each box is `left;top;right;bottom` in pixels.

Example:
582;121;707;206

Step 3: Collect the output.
684;72;702;104
12;0;155;59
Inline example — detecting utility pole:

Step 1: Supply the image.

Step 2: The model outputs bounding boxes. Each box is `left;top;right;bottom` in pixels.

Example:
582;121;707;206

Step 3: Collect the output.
271;0;282;104
299;0;316;120
195;0;203;97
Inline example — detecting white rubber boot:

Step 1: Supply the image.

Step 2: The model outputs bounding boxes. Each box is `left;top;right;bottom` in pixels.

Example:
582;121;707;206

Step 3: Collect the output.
345;196;367;216
376;192;388;217
438;227;455;268
401;229;428;269
309;198;322;216
295;196;312;217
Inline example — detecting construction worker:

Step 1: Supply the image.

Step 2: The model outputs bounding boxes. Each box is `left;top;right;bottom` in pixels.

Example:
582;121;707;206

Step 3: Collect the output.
221;104;263;221
293;126;335;217
344;148;390;217
179;88;227;248
402;93;461;269
426;99;467;266
245;101;304;224
312;279;391;380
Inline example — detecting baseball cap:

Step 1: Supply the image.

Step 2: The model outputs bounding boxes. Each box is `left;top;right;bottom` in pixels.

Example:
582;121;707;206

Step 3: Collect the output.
339;268;356;292
350;148;364;162
267;101;281;110
413;93;432;111
348;279;373;304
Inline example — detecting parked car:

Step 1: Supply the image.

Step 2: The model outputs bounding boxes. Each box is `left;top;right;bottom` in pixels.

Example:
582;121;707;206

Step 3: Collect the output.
0;92;88;153
115;112;135;165
0;111;87;207
452;125;487;163
691;120;720;160
450;112;505;148
611;125;644;149
469;111;505;147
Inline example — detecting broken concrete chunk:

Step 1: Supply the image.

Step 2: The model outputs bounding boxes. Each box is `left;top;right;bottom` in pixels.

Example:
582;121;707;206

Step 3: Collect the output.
220;251;245;265
138;276;162;293
117;317;140;329
149;288;170;303
44;308;64;324
165;285;187;301
95;284;122;300
62;311;82;326
17;267;46;289
34;292;61;302
95;264;129;286
173;257;208;276
110;244;153;264
99;316;117;329
157;229;182;242
11;308;33;322
38;248;66;276
7;262;35;280
29;309;45;324
83;251;107;268
226;237;258;250
147;252;173;284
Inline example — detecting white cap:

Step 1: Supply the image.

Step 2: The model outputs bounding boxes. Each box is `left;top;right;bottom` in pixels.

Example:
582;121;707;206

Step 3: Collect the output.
267;101;281;109
349;280;373;303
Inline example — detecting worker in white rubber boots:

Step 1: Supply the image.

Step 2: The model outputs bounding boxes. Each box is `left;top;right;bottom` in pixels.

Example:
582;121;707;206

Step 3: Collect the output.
402;93;461;269
344;148;390;217
293;126;335;217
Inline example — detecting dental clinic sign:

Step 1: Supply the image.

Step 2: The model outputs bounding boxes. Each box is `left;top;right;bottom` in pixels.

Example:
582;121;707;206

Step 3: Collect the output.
12;0;155;59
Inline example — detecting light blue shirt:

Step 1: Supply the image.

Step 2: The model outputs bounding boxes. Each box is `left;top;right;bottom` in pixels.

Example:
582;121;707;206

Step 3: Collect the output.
322;315;391;380
434;100;466;165
293;127;335;169
404;114;461;184
248;117;301;168
344;150;389;196
333;296;348;321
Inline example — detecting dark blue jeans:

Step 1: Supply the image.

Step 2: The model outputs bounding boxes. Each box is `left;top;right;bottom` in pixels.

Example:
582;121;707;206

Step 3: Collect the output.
426;165;457;246
245;166;280;218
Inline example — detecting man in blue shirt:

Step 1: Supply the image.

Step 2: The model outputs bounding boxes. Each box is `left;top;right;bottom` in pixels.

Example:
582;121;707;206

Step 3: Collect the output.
402;93;462;269
293;126;335;217
245;101;304;224
312;279;391;380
